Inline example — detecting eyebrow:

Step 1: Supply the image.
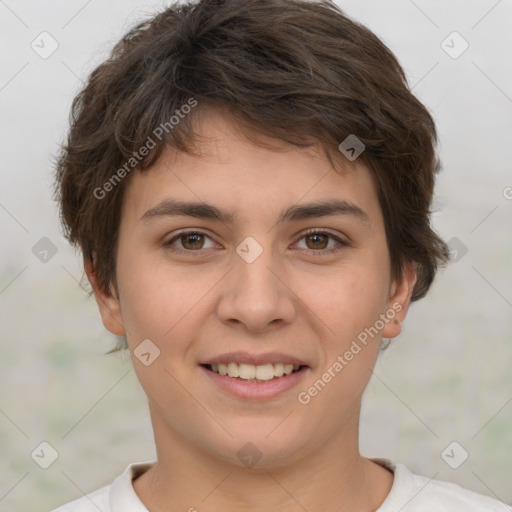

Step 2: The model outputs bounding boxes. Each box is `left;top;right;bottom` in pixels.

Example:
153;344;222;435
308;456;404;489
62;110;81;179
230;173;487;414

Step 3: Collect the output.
140;198;369;225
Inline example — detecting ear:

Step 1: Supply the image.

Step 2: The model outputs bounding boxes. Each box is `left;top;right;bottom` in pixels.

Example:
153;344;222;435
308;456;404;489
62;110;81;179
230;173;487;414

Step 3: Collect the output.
84;256;126;336
381;262;417;339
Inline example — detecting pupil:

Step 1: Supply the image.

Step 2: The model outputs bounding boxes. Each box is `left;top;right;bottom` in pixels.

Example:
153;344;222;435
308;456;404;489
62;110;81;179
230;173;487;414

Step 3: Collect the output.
183;233;203;250
308;234;327;250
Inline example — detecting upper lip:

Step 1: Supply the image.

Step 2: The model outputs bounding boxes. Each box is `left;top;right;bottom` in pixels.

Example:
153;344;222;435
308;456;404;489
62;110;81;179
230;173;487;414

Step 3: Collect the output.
201;351;309;367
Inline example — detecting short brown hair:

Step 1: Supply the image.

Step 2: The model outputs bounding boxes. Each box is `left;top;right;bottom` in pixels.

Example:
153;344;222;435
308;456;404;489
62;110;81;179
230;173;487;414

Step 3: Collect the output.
54;0;449;306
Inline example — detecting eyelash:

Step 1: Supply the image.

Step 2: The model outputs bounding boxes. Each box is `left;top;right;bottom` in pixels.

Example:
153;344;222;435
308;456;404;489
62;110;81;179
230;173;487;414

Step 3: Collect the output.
164;228;348;257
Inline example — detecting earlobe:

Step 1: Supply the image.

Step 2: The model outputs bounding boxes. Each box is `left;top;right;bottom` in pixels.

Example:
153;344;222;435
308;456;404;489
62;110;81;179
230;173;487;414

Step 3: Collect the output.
84;256;126;336
381;263;417;339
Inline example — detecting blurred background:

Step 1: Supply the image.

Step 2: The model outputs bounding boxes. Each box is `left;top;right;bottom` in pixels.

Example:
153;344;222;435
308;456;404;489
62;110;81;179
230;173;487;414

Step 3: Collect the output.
0;0;511;510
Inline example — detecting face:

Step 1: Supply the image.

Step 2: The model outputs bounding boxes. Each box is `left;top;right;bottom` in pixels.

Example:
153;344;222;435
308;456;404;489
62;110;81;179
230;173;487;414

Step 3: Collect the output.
88;110;415;468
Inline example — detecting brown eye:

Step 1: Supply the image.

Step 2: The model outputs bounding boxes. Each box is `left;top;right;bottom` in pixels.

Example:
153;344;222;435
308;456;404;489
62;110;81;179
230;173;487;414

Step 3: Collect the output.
181;233;205;250
165;231;217;254
294;230;347;255
305;233;329;250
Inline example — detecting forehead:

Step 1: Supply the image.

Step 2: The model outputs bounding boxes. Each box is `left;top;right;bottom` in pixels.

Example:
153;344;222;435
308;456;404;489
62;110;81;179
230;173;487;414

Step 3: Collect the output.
121;109;381;228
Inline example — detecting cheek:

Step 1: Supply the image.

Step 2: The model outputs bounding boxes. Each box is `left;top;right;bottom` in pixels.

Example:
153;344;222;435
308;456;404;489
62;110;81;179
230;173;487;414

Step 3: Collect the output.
115;250;171;339
299;261;390;340
117;255;220;346
294;269;387;419
116;262;205;396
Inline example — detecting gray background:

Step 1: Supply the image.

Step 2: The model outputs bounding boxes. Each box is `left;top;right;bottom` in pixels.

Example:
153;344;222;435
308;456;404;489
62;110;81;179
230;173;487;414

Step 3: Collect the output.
1;0;511;510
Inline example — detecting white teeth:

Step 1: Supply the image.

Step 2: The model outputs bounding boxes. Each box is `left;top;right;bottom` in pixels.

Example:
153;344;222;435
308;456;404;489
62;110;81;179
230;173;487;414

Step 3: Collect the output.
255;364;275;381
227;362;239;378
208;362;302;380
284;364;294;375
274;363;284;377
239;363;256;379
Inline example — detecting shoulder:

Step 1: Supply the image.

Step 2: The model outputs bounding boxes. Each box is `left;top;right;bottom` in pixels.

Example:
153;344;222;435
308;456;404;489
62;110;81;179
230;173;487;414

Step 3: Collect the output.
376;459;511;511
48;460;155;512
49;484;110;512
405;471;510;511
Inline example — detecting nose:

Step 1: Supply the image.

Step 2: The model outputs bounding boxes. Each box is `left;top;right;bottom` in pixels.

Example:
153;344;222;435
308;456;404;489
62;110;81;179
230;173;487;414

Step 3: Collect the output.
216;242;296;333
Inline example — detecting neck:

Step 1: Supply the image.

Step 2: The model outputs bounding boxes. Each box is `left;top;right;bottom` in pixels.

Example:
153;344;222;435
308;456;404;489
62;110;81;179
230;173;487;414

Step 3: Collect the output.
133;408;393;512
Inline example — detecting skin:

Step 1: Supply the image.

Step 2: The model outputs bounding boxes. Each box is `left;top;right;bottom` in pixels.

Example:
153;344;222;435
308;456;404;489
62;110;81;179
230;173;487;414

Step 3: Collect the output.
86;109;416;512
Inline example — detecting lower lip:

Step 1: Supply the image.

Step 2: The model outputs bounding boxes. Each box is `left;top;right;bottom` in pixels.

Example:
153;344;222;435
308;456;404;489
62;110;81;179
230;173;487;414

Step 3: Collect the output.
199;365;310;400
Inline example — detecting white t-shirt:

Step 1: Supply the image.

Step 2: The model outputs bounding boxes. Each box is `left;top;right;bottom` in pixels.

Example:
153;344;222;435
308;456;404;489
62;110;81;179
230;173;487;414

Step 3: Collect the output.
50;459;511;511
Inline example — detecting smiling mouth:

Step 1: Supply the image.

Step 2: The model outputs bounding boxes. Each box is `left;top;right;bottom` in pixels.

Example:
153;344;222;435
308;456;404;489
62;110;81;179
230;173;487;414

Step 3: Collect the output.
202;362;306;382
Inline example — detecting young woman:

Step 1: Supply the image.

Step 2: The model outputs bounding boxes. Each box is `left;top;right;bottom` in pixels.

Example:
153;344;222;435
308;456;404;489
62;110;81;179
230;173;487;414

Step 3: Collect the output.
52;1;510;510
